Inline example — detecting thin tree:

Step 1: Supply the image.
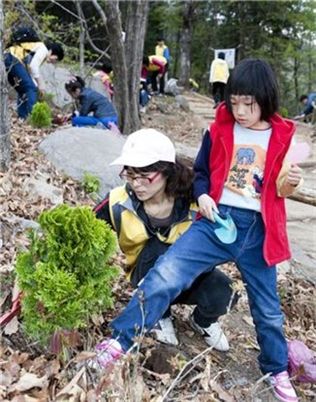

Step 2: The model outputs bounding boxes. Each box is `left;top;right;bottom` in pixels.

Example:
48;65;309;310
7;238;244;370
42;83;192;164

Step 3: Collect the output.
0;0;10;171
94;0;149;134
178;0;195;89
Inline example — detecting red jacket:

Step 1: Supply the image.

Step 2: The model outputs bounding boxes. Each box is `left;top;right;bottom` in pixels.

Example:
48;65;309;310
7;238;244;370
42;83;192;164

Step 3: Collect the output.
206;104;295;266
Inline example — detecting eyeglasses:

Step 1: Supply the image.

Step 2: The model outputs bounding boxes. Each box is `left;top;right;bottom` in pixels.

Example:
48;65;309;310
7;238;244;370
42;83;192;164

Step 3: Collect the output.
119;170;161;185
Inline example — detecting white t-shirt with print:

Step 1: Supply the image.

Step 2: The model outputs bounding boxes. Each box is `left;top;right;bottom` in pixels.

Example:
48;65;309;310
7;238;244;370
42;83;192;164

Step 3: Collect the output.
219;122;272;212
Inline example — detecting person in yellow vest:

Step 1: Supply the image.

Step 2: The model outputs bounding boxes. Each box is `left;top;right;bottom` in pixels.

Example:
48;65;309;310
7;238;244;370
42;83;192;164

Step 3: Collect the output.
5;39;64;119
94;128;237;350
142;55;167;95
209;52;230;108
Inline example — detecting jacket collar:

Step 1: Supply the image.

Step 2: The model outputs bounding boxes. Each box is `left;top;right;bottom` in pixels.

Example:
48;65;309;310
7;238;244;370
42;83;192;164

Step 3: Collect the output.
214;103;295;144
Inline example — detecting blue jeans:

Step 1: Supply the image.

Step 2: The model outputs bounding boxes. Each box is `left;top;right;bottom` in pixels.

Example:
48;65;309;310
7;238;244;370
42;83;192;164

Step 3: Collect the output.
139;89;149;107
111;205;288;375
72;115;118;128
4;53;38;119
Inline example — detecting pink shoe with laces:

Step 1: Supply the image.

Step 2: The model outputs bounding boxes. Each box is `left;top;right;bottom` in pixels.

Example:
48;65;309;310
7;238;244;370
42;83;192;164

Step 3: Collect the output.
91;338;124;369
269;371;298;402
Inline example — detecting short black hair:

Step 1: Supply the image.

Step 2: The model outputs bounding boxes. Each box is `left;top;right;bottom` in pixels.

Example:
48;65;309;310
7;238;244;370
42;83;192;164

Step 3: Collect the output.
65;75;85;92
142;56;149;66
45;41;64;61
218;52;225;60
157;37;164;42
96;62;112;74
225;58;279;121
299;94;308;102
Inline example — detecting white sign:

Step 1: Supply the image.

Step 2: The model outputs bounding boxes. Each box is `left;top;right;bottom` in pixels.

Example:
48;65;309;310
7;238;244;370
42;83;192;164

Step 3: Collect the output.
214;48;236;69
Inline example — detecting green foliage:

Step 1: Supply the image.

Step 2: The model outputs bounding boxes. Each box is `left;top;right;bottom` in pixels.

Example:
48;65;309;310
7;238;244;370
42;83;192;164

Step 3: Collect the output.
15;204;118;345
279;107;289;118
82;172;101;194
29;102;52;128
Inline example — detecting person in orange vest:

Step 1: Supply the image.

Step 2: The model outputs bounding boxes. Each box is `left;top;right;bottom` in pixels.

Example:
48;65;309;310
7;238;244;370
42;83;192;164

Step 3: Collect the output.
142;55;167;95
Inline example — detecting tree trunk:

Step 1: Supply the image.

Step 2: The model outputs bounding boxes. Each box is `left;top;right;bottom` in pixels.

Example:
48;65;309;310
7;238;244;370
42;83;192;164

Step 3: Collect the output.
103;0;149;134
125;0;149;128
75;0;85;76
0;0;10;172
178;1;193;88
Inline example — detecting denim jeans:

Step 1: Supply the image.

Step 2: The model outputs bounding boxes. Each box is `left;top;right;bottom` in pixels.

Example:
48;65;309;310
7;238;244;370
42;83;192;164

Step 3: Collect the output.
4;53;38;119
72;115;118;128
131;239;237;327
111;205;288;375
139;89;149;107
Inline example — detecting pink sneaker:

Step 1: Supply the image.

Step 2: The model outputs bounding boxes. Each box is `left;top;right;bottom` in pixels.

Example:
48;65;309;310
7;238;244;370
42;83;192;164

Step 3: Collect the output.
93;338;123;369
269;371;299;402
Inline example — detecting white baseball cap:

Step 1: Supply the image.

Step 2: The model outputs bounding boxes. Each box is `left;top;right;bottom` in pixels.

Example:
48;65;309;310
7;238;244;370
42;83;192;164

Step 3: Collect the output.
110;129;176;167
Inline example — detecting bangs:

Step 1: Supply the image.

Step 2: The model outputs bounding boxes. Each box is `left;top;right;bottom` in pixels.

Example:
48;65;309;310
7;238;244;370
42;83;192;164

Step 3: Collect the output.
225;58;279;120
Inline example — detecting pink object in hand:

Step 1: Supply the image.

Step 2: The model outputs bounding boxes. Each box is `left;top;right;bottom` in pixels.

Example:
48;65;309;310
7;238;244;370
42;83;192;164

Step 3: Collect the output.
286;142;310;164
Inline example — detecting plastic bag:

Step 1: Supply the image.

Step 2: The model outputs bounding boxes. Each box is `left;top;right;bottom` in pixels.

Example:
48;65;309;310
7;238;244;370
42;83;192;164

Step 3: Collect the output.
288;340;316;383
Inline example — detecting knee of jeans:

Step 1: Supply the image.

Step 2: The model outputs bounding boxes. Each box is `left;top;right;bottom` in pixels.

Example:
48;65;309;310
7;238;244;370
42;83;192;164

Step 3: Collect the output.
252;306;284;328
147;256;190;293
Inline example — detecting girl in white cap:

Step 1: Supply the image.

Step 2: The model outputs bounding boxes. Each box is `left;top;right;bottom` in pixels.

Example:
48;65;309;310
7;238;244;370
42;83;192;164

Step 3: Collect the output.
94;128;237;355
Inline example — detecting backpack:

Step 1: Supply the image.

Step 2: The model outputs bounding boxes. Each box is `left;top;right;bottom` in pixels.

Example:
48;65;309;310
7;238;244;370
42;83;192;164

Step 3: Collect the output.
9;26;40;46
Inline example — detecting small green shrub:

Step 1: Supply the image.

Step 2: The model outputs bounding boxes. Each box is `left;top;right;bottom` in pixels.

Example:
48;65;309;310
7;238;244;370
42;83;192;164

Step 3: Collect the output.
29;101;52;128
82;172;101;194
15;204;118;346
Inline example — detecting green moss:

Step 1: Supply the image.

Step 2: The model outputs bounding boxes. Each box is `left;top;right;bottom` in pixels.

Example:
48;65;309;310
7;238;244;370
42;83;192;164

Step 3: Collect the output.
15;205;118;346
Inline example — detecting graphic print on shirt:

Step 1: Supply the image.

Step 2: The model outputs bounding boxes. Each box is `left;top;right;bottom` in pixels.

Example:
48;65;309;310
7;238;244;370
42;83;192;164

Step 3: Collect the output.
226;144;265;199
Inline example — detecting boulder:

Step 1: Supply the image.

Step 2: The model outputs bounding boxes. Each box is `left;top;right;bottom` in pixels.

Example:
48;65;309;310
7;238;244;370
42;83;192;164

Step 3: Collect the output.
39;127;126;197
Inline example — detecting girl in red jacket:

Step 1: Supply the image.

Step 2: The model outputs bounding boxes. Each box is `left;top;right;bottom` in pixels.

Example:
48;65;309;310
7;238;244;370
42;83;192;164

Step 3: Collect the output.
92;59;302;402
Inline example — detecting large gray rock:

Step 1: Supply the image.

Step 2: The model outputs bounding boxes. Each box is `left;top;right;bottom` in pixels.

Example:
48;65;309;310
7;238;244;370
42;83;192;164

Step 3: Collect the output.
41;64;110;109
39;127;125;197
165;78;182;96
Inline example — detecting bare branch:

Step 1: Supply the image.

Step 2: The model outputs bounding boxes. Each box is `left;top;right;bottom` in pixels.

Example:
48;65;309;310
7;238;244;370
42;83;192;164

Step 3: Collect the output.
91;0;108;27
76;0;110;57
50;0;110;58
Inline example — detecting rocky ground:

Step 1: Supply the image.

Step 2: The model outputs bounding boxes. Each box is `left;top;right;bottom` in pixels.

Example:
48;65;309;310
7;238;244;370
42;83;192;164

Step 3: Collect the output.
0;94;315;401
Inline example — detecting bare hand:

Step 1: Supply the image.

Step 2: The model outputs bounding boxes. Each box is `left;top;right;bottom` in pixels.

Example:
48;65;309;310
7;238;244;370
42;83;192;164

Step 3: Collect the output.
286;164;302;187
198;194;219;222
38;88;45;99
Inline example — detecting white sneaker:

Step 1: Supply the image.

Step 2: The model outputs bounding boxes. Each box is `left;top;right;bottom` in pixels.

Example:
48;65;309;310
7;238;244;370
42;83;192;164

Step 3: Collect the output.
151;317;179;346
190;316;229;352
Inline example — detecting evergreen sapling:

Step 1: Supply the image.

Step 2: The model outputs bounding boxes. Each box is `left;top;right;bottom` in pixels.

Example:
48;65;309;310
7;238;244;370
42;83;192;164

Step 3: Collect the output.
15;204;119;347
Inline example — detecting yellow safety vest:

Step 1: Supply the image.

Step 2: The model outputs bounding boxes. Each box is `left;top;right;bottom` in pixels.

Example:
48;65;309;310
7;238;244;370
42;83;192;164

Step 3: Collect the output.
148;55;167;72
108;186;198;277
8;42;42;64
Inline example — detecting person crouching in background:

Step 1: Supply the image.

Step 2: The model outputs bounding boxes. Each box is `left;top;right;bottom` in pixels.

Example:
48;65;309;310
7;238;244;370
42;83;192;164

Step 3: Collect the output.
65;76;118;129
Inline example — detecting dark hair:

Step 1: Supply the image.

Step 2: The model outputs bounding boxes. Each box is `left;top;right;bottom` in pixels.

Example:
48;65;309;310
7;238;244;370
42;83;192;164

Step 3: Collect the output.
126;159;194;200
142;56;149;67
225;58;279;121
96;62;112;74
45;41;64;61
299;94;308;102
157;37;164;42
65;75;85;93
218;52;225;60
